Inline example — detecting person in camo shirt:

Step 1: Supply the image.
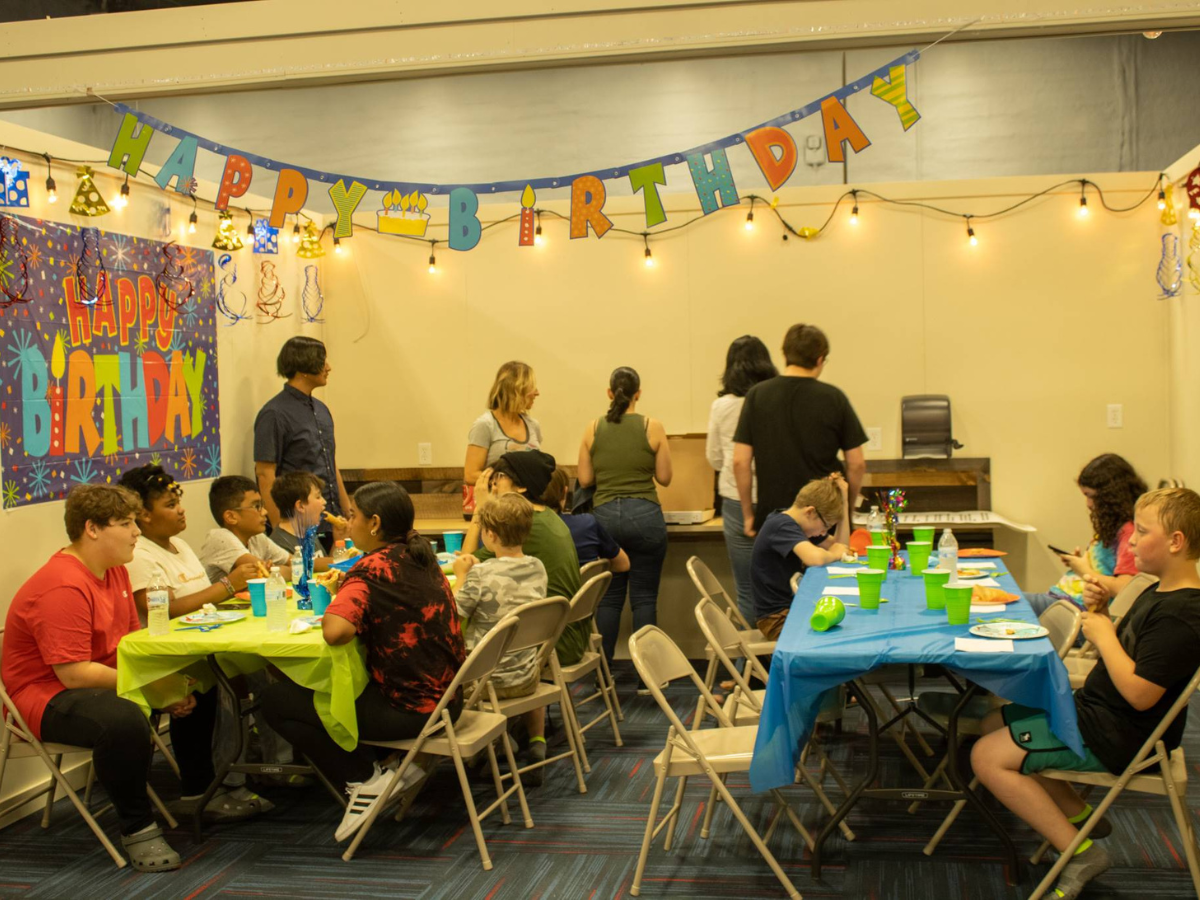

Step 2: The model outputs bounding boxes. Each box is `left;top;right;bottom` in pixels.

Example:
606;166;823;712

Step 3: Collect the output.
453;493;551;784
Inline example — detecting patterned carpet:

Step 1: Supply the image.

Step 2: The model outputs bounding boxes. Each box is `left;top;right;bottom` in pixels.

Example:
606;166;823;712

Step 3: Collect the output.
1;663;1198;900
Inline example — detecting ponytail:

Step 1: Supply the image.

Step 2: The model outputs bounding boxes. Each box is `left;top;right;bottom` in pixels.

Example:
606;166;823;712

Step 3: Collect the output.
405;529;439;573
352;481;439;574
606;366;641;424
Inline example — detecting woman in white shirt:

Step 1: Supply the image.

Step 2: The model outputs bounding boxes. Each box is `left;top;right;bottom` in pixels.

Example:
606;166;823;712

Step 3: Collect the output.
462;361;543;518
705;336;778;625
119;465;258;620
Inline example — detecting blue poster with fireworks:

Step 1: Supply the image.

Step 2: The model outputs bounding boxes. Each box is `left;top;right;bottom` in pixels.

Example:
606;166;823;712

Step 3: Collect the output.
0;215;220;508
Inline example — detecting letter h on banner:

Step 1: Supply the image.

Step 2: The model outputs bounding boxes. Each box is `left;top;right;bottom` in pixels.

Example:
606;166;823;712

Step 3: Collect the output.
687;149;738;216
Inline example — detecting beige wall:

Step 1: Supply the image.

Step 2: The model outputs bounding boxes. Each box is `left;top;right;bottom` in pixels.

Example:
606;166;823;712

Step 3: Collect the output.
324;173;1173;586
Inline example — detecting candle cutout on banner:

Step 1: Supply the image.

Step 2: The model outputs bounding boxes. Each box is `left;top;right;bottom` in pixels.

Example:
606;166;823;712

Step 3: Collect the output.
377;189;430;237
519;184;536;246
48;331;66;456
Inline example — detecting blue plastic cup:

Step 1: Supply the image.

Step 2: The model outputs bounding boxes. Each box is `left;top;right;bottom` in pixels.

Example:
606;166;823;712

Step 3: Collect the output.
247;579;267;617
308;580;331;616
443;531;465;554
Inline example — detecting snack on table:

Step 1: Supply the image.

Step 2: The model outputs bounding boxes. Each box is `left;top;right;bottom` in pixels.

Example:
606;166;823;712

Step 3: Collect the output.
255;560;270;578
323;511;349;529
313;569;341;586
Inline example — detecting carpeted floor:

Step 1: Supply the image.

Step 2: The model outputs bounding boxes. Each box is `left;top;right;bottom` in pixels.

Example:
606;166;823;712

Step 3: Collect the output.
1;663;1198;900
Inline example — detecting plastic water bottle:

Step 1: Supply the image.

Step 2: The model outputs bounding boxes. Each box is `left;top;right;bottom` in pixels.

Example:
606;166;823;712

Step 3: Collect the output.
332;540;347;563
147;573;170;636
867;506;884;545
290;546;304;589
938;528;959;579
266;566;288;633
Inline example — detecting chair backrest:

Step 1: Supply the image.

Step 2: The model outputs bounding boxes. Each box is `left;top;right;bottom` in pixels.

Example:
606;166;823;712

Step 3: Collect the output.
1039;600;1082;659
505;597;571;657
628;625;733;733
566;572;612;624
789;572;801;595
0;625;38;744
694;599;768;708
686;556;751;630
1109;572;1158;620
579;559;611;583
1122;663;1200;777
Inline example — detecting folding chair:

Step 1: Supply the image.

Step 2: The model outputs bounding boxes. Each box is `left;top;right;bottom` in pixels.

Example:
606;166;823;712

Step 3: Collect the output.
580;559;624;723
628;626;809;900
1027;664;1200;900
479;598;589;794
686;556;774;726
916;600;1081;854
1065;573;1157;688
346;615;532;867
0;628;177;869
550;573;622;769
694;597;854;842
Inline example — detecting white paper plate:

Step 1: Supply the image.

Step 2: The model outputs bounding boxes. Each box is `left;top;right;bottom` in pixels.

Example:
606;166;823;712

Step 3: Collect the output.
956;568;992;580
969;622;1048;640
181;610;246;625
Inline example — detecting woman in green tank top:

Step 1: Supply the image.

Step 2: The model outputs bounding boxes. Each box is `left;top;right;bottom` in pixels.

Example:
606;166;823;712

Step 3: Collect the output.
577;367;673;682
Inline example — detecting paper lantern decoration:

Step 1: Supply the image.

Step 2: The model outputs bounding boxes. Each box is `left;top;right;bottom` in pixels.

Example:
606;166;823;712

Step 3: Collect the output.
0;157;30;208
302;264;325;323
296;221;325;258
377;189;430;237
253;218;279;254
211;211;244;251
69;166;110;217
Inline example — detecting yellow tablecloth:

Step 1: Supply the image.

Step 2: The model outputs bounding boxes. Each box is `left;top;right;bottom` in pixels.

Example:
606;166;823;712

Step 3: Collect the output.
116;605;369;751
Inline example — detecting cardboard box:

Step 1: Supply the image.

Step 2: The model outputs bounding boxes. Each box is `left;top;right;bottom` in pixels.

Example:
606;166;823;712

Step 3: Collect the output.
656;434;716;521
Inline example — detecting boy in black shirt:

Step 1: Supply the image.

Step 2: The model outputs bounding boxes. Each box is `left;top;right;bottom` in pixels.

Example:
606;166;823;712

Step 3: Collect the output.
971;487;1200;899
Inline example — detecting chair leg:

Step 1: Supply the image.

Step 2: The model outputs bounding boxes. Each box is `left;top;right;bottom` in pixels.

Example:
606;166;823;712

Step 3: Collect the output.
923;774;978;856
41;754;62;828
1158;747;1200;897
799;745;855;842
909;753;951;815
499;731;533;828
630;766;669;898
663;775;688;851
595;668;623;747
700;776;722;839
562;686;592;774
597;644;624;722
769;787;815;851
554;684;588;795
38;751;126;868
709;771;801;899
83;760;96;807
151;725;181;778
693;655;718;730
447;733;494;871
147;783;178;830
485;740;511;826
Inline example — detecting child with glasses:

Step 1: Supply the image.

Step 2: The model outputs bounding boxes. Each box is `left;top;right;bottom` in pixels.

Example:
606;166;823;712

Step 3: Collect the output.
199;476;292;584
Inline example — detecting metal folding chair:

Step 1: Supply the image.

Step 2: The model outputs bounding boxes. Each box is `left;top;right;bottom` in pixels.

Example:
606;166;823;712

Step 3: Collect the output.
580;560;624;723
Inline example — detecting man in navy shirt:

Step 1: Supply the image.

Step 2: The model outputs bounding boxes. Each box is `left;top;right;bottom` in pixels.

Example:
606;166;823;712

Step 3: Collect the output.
751;475;851;640
254;337;350;542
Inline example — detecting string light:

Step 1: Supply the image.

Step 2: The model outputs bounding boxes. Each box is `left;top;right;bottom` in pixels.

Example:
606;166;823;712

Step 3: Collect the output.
333;236;342;254
1158;188;1168;211
534;211;544;246
43;154;56;204
428;245;437;274
643;234;654;268
113;174;130;210
1078;185;1089;217
291;221;301;244
1190;207;1200;221
966;217;978;246
849;191;859;226
187;196;198;234
245;208;255;239
745;197;755;231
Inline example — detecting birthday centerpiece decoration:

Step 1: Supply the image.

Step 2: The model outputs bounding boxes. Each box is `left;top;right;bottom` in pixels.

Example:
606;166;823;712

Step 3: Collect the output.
377;189;430;237
878;488;908;570
0;157;30;208
297;524;319;608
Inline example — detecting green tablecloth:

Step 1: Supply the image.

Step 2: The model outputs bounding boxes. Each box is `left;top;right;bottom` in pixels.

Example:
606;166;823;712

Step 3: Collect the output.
116;605;369;751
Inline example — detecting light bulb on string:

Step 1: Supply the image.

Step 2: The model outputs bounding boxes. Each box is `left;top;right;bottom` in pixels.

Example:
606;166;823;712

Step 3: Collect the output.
1078;183;1089;217
643;234;654;268
187;196;198;234
333;236;342;254
534;212;544;246
42;154;57;204
966;219;978;247
745;197;755;232
292;221;301;244
1158;189;1167;211
113;175;130;210
849;190;859;226
428;246;437;274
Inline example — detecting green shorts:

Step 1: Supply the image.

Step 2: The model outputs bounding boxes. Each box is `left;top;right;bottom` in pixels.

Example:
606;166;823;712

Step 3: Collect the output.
1001;704;1109;776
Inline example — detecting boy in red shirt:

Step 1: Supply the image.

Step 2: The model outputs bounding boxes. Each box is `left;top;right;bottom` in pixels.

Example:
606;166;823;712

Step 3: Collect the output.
1;485;251;871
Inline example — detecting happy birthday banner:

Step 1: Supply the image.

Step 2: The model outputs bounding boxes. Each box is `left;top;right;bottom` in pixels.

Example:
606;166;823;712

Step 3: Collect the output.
105;51;921;249
0;216;220;508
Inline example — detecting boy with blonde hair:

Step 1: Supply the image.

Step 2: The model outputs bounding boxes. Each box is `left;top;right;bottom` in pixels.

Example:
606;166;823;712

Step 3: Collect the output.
452;492;551;783
751;475;851;640
971;488;1200;899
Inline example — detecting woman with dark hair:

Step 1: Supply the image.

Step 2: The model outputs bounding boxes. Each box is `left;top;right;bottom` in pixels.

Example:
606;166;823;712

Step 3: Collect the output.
1026;453;1148;616
705;336;778;623
576;368;673;681
261;482;465;842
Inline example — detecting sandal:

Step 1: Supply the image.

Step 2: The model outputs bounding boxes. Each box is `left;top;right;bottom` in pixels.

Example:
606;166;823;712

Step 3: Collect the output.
169;787;267;822
121;824;181;872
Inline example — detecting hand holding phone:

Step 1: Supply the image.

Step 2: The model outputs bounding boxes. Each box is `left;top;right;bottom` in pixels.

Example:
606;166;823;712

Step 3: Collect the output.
1048;544;1071;556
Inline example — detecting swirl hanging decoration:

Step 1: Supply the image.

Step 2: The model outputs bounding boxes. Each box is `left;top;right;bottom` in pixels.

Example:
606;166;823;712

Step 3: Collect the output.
215;252;250;325
154;240;195;310
1157;233;1184;299
0;215;32;307
73;226;109;307
301;264;325;323
256;259;288;320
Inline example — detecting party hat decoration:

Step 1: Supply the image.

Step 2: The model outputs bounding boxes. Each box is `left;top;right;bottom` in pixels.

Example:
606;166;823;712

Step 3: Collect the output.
69;166;110;217
297;220;324;258
212;211;244;252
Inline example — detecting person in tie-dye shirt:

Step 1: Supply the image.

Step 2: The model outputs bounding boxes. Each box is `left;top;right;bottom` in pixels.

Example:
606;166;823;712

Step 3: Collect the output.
1027;454;1146;616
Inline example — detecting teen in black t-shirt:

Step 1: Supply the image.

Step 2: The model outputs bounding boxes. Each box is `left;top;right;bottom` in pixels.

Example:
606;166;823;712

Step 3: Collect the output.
731;325;867;534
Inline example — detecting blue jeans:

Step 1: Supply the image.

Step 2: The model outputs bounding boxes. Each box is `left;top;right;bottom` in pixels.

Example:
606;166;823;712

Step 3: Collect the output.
593;498;669;663
721;496;756;627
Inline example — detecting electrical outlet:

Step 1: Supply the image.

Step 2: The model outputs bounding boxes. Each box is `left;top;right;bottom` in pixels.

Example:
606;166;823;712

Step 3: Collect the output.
1106;404;1123;429
418;442;433;465
866;427;883;451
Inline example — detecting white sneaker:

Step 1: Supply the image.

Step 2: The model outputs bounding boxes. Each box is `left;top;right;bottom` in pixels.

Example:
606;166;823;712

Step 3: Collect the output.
335;762;397;842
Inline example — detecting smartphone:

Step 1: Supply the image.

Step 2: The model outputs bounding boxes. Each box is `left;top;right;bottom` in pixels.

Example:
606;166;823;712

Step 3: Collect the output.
1048;544;1072;556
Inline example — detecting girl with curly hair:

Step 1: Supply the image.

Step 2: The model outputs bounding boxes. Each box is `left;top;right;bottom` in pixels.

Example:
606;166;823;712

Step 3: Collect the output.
1026;453;1148;616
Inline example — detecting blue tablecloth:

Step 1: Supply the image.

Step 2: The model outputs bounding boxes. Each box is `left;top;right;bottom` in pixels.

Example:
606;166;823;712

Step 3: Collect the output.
748;557;1082;792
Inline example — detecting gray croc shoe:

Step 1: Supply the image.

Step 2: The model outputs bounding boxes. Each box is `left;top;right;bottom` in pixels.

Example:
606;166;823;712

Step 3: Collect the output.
121;825;181;872
169;787;267;822
1052;843;1111;899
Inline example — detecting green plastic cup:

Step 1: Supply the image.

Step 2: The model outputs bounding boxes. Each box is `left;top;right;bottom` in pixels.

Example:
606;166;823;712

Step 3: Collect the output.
856;569;886;609
866;544;891;571
870;529;888;546
907;541;933;575
913;526;936;544
923;568;951;610
943;583;974;625
811;596;846;632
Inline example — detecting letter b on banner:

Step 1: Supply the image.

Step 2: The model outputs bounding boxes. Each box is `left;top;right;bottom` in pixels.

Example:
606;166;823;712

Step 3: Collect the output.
449;188;481;251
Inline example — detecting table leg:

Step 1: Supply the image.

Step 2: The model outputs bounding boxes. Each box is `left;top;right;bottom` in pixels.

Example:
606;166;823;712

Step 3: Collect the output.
811;679;877;882
943;684;1020;885
193;653;241;843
